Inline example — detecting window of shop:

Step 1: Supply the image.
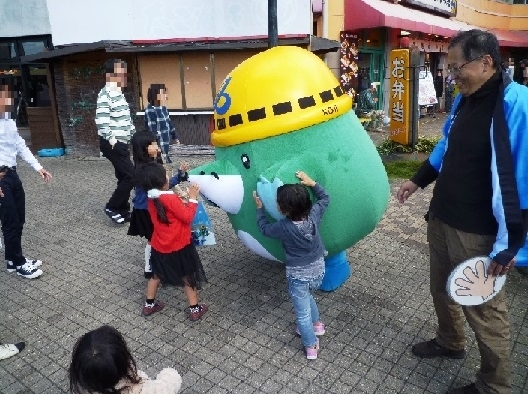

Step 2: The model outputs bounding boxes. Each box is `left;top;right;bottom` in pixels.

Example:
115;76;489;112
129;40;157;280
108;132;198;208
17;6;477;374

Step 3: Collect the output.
0;35;52;127
356;28;386;110
0;42;17;60
138;51;258;111
21;41;47;56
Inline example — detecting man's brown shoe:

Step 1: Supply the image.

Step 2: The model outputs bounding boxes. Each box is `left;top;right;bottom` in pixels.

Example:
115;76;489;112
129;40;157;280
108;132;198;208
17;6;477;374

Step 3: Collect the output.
412;338;466;359
446;383;479;394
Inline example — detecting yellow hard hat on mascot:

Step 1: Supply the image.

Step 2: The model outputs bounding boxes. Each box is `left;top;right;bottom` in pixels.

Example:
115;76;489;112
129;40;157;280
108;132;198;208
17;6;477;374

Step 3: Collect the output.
212;46;352;147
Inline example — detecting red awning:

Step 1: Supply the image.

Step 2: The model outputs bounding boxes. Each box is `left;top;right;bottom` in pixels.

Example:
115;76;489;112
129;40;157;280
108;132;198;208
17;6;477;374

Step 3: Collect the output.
344;0;476;37
491;29;528;48
344;0;528;47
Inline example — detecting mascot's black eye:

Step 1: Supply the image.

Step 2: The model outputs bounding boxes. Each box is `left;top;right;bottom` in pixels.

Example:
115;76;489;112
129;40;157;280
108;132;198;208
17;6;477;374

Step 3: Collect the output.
241;154;250;169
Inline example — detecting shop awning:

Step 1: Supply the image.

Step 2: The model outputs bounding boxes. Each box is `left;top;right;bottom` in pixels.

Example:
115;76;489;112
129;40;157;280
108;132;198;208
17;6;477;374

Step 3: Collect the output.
491;29;528;48
344;0;475;38
344;0;528;47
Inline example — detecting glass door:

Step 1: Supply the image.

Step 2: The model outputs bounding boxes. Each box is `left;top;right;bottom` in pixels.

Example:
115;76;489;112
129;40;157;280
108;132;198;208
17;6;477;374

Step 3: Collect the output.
370;52;384;110
357;51;384;110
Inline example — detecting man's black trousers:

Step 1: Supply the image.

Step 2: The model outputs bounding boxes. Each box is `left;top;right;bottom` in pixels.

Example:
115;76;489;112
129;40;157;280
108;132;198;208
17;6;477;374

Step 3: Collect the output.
100;137;134;215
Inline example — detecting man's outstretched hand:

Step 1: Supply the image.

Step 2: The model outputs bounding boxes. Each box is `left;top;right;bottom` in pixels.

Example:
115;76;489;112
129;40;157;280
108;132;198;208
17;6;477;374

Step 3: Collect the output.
488;258;515;277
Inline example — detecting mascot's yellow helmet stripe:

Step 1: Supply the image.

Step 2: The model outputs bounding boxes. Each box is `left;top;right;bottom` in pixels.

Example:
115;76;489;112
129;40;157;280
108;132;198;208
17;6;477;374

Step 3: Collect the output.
211;46;352;147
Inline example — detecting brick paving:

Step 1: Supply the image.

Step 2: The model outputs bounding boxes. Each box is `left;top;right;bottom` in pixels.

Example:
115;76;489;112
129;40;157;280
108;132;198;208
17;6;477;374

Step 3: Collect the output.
0;123;527;393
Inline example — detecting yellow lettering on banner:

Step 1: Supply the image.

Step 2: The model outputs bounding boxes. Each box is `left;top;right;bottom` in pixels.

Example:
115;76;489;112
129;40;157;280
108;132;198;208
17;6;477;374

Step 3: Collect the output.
389;49;411;145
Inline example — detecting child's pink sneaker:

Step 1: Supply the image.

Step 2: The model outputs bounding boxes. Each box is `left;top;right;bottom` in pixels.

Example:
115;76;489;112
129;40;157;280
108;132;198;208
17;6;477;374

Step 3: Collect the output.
305;338;319;360
296;322;326;336
313;322;326;335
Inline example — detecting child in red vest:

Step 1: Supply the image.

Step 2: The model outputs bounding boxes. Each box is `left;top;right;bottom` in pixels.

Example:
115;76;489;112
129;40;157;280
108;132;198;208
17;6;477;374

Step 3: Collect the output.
136;162;208;321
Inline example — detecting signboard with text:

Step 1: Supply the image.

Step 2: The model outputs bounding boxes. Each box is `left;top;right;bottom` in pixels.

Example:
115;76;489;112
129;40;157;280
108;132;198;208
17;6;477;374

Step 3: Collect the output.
389;49;411;145
401;0;457;17
418;70;438;106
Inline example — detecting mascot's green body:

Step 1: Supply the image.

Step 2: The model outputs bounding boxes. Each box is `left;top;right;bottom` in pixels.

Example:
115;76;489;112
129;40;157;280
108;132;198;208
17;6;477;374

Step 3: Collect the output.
189;46;389;291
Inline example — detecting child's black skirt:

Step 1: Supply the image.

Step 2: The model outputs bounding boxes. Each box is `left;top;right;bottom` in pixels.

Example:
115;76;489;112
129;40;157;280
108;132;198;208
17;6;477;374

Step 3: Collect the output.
127;209;153;240
151;243;207;289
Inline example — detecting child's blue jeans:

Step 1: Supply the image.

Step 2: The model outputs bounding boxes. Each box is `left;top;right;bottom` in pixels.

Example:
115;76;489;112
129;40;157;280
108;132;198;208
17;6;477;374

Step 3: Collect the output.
287;273;324;348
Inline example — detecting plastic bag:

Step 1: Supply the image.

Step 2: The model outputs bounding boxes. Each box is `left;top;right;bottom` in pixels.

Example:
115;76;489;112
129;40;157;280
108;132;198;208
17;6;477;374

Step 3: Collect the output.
191;200;216;246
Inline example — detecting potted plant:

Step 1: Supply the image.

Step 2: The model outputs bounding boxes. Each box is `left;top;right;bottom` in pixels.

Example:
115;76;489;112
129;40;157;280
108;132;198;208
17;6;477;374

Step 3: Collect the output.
366;110;386;131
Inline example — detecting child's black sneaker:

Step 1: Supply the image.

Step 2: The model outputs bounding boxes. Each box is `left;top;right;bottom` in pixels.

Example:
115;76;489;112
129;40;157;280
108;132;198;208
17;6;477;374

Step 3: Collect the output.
105;208;125;224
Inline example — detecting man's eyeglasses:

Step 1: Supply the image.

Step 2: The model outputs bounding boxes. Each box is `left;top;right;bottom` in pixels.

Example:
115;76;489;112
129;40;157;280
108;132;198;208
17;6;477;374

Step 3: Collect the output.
448;56;484;76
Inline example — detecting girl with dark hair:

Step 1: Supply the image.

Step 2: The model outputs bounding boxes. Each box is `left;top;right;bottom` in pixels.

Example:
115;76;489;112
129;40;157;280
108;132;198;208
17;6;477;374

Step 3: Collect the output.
69;325;182;394
135;162;208;321
128;131;189;316
253;171;330;360
144;84;178;163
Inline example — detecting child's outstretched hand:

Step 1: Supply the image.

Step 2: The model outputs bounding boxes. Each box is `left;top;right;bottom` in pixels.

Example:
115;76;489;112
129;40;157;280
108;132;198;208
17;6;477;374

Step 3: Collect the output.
253;191;263;209
188;183;200;200
296;171;316;187
179;161;190;173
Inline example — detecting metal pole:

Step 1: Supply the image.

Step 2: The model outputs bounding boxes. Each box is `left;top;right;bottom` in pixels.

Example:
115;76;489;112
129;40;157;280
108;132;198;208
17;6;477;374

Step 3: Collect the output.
410;47;421;149
268;0;278;48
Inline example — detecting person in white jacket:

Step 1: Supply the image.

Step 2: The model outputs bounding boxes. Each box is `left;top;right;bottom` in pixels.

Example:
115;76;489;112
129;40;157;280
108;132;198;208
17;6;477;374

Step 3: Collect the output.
69;325;182;394
0;79;52;279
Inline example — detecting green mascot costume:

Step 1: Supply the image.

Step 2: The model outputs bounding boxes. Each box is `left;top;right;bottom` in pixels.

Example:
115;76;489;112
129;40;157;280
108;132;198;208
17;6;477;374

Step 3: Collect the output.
189;46;389;291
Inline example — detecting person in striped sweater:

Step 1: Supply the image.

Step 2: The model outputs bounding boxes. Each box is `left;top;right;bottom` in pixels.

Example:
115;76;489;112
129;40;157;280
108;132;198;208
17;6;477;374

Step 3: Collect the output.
96;59;136;224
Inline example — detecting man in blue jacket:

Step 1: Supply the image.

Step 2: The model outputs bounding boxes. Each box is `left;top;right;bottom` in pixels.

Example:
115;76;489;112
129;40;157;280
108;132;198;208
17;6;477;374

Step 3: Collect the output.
397;30;528;394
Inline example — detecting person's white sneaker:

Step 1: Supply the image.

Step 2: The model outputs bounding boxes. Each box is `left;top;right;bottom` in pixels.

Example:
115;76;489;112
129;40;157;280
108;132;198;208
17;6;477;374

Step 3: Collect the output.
7;258;43;273
0;342;25;360
16;262;43;279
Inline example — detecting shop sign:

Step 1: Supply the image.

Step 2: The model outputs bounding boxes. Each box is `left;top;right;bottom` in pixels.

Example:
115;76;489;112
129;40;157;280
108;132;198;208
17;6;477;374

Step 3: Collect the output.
389;49;411;145
401;0;457;17
0;69;18;75
418;70;438;106
407;39;447;53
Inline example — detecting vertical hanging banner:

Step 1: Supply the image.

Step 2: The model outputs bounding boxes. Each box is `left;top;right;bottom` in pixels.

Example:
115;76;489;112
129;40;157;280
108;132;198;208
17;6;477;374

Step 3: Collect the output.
389;49;411;145
339;32;359;99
